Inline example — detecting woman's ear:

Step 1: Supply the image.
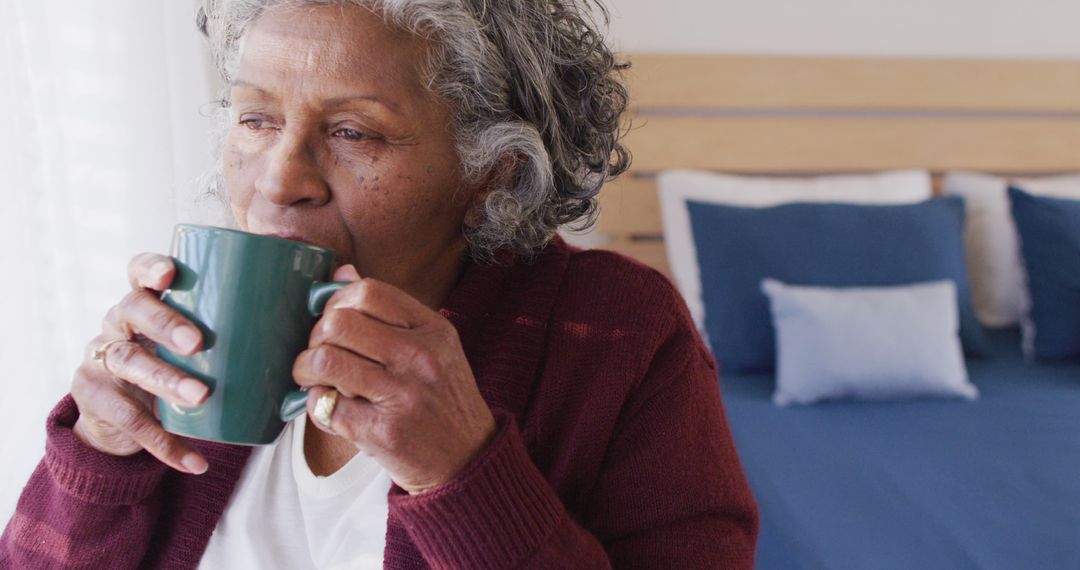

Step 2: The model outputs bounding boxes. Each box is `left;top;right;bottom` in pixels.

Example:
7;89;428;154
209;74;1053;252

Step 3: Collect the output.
463;153;521;229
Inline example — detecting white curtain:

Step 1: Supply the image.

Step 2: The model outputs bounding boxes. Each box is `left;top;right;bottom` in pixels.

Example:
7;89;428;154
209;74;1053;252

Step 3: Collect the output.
0;1;223;522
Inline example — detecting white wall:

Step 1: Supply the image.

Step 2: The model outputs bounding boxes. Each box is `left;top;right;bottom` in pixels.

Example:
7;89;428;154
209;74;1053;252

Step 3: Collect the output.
604;0;1080;58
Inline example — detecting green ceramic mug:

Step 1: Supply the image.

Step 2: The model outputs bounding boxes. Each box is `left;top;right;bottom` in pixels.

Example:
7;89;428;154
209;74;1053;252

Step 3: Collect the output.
156;224;347;445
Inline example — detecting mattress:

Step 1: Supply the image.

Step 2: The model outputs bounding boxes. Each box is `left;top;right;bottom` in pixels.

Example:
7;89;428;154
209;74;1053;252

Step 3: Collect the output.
720;327;1080;569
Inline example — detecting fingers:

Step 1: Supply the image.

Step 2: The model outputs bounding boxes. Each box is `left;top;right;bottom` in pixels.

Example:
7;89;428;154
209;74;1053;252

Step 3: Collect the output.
99;339;209;407
104;289;202;355
293;343;395;401
69;251;211;475
308;307;407;366
73;367;208;474
104;393;208;474
326;277;431;329
127;252;176;291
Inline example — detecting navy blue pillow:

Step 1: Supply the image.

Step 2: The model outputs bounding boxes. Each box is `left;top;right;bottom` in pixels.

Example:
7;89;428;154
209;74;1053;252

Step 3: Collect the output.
1008;187;1080;362
687;196;986;373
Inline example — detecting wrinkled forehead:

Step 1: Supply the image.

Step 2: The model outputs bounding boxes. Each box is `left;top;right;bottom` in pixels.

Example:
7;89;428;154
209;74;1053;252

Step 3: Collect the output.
234;4;429;89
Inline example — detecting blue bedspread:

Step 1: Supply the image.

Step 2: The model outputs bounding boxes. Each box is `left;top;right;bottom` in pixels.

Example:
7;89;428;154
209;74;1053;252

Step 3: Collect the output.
720;328;1080;569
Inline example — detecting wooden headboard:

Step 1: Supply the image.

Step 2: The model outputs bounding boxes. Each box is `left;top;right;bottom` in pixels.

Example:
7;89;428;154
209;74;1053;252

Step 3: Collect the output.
593;54;1080;275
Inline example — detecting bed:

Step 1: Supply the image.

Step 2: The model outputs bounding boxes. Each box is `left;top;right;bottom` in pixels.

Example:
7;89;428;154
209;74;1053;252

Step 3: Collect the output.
730;327;1080;569
588;55;1080;568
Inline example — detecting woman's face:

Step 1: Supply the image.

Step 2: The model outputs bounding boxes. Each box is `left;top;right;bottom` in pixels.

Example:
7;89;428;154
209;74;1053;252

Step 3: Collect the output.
224;4;478;302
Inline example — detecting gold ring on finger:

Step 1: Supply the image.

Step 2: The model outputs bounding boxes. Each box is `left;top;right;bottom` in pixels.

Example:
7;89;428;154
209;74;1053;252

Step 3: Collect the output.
313;389;339;431
91;338;132;375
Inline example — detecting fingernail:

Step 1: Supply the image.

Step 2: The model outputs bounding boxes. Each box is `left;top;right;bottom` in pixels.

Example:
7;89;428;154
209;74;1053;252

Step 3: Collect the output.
177;378;208;405
181;453;208;475
172;326;200;354
334;264;361;281
150;261;171;281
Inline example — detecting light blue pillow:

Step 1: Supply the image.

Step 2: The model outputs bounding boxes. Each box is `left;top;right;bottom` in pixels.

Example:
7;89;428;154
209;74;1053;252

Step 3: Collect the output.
762;279;977;406
687;197;986;373
1008;187;1080;362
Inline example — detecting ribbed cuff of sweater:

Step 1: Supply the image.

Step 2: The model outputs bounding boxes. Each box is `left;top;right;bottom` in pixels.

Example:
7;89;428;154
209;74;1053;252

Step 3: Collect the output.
43;394;168;506
389;411;565;569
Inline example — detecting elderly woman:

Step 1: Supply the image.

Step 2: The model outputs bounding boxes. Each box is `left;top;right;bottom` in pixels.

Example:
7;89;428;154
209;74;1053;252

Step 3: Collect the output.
1;0;757;568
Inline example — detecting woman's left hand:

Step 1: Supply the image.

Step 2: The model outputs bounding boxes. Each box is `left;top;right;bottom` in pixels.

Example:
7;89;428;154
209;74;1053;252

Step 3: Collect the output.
293;265;496;495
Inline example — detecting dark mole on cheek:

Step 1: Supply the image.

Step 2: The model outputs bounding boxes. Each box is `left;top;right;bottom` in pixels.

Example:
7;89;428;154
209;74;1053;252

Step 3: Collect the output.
425;164;434;175
227;155;243;171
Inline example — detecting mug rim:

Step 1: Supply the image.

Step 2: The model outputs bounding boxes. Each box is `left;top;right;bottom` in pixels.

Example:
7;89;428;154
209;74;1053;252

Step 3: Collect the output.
175;223;336;257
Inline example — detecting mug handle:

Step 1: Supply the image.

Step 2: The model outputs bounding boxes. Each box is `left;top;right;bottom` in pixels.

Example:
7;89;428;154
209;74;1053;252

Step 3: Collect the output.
279;281;351;422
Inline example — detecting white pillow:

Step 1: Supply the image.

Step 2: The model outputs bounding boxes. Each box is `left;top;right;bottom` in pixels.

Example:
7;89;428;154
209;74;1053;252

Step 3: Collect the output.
658;169;933;332
942;171;1080;327
761;278;977;407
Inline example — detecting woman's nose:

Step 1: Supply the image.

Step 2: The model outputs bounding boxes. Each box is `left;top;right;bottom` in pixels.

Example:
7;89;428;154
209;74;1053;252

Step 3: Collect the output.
254;132;330;207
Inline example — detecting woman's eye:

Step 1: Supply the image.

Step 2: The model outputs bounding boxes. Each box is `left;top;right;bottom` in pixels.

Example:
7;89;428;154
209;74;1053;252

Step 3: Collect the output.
333;128;370;141
239;117;267;130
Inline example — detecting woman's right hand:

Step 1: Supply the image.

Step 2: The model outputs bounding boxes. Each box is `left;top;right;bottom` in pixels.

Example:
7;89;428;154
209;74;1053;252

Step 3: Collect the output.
71;253;210;475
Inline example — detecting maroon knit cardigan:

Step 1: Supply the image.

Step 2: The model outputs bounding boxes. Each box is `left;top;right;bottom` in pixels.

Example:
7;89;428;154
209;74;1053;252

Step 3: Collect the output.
1;238;758;569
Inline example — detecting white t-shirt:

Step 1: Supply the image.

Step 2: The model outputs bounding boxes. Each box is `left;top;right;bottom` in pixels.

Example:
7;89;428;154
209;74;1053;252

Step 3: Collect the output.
199;416;393;570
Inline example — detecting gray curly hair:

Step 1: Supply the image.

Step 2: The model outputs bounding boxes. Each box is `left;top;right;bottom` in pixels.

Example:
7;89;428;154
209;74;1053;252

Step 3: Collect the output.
197;0;631;262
